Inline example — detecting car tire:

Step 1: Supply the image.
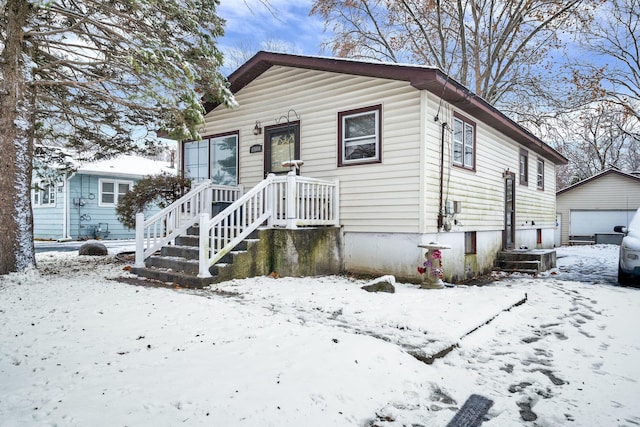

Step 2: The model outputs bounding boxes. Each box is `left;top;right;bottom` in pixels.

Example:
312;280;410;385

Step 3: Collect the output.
618;264;631;286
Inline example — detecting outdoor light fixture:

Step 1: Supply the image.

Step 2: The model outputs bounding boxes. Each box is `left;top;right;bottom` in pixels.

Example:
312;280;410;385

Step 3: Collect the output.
253;121;262;135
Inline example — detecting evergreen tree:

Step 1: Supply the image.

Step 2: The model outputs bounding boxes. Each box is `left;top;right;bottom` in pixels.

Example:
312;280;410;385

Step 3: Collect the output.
0;0;235;274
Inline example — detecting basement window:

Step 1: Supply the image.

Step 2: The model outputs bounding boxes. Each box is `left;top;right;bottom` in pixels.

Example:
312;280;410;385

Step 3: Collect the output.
465;231;477;254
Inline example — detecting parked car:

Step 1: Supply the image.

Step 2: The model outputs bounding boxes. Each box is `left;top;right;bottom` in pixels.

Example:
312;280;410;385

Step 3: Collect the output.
614;208;640;285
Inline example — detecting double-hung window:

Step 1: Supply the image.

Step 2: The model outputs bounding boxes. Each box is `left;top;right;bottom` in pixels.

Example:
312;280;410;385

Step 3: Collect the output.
338;104;382;166
537;159;545;190
99;179;133;206
453;114;475;170
519;149;528;185
33;182;56;207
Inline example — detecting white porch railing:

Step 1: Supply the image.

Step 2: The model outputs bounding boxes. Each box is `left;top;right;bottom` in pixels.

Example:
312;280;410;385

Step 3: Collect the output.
133;171;339;277
134;181;243;267
270;174;341;228
197;172;340;277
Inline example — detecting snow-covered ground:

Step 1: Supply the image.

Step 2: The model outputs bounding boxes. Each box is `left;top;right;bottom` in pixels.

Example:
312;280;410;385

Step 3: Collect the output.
1;244;638;426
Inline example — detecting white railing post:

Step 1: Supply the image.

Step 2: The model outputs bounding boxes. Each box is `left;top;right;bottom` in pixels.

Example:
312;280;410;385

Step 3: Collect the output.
198;212;211;278
204;183;213;218
286;170;298;229
266;176;274;227
134;213;145;268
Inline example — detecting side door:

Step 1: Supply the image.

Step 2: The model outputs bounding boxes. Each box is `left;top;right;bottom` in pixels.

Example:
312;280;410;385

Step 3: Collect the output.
504;172;516;249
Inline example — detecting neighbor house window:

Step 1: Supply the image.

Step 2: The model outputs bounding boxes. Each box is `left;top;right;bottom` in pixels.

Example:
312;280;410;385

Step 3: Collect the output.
338;104;382;166
519;149;528;185
33;182;56;207
99;179;133;207
537;159;544;190
453;113;475;170
465;231;477;254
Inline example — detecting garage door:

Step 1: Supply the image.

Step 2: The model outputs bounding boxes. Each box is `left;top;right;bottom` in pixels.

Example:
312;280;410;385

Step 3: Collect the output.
570;210;636;236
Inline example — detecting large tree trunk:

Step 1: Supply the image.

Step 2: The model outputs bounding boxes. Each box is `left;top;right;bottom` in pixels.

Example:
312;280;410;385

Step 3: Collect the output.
0;0;36;275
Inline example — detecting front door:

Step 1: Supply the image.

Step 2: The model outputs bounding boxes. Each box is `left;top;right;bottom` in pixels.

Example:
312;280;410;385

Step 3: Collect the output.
504;172;516;249
264;121;300;176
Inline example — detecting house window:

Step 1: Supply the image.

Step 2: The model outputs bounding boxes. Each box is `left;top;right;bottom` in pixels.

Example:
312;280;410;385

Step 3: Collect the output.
33;182;56;207
99;179;133;207
184;131;239;185
465;231;477;254
338;104;382;166
537;159;544;190
537;228;542;245
519;149;528;185
453;114;475;170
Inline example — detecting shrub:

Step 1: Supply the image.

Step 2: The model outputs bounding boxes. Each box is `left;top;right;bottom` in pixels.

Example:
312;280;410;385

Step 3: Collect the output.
116;173;191;229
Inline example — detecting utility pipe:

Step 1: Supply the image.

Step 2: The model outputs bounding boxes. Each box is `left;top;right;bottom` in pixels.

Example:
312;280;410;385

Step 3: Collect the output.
438;122;447;229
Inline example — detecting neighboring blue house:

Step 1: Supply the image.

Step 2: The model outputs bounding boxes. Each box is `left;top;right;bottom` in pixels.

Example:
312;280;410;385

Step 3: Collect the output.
33;155;176;241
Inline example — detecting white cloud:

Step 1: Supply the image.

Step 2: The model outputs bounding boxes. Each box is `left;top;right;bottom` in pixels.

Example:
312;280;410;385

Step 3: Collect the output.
217;0;330;59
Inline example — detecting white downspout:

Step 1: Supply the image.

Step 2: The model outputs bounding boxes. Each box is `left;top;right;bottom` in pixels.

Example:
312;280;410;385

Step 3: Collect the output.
61;172;75;241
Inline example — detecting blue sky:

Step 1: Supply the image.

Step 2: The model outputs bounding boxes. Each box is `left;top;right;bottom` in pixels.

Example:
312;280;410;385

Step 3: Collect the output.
216;0;331;72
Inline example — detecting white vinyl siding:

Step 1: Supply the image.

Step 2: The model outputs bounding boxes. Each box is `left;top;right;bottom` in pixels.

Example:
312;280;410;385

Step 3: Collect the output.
198;65;558;238
201;66;422;234
422;95;557;234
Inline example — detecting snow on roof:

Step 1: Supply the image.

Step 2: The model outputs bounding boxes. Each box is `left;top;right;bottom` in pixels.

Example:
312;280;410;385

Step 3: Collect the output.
77;155;177;179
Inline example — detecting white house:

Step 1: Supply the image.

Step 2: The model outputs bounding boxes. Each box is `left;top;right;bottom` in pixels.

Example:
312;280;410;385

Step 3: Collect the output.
159;52;566;282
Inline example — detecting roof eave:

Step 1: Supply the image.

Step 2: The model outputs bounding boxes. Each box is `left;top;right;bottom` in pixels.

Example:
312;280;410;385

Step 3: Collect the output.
206;51;568;166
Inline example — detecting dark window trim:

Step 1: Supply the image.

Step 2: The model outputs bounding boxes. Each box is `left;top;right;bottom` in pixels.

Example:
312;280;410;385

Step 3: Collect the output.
182;130;240;183
264;120;301;175
452;112;476;172
519;148;529;186
537;158;545;190
338;104;382;167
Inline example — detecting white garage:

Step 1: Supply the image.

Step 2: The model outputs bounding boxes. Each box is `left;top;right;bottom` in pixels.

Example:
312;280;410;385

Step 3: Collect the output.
556;169;640;246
